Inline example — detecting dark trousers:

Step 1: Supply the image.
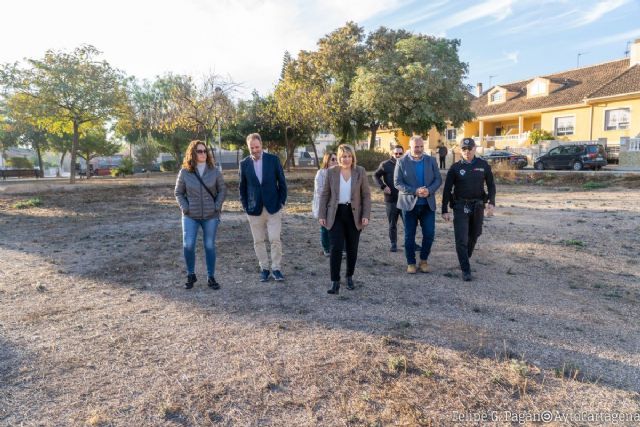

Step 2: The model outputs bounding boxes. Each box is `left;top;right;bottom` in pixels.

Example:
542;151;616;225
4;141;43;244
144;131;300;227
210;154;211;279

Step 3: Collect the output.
384;201;403;244
453;201;485;273
439;156;446;169
329;204;361;281
402;204;435;265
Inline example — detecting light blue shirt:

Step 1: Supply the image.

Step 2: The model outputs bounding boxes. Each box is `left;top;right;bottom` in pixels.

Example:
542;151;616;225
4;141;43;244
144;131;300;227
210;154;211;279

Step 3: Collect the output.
252;156;263;184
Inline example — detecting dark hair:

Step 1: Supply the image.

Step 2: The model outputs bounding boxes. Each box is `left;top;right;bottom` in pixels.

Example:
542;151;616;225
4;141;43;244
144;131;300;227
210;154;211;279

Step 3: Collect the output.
393;145;404;151
182;140;215;172
321;151;336;169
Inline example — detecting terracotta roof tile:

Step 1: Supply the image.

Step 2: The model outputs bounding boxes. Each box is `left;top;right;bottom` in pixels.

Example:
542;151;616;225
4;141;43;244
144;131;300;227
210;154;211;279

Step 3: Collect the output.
471;59;631;117
587;64;640;98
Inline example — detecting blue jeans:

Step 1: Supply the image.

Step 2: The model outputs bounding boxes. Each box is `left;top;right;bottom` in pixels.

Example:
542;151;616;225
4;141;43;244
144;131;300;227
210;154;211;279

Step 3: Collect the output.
402;204;435;265
182;216;220;277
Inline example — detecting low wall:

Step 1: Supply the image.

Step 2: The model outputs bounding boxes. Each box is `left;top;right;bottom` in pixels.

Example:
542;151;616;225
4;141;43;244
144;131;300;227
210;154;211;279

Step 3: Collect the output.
619;151;640;167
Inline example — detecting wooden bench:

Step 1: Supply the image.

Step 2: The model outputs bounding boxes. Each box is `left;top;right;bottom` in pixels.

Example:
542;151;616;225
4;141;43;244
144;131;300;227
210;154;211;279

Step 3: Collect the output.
0;169;43;180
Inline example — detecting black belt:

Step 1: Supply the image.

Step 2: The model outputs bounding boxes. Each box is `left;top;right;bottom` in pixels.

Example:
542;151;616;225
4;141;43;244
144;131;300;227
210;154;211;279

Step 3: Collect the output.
338;202;351;206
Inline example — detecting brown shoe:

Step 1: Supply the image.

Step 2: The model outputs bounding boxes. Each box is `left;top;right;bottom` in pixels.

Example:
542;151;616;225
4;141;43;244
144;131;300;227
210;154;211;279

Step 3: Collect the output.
406;264;417;274
419;260;431;273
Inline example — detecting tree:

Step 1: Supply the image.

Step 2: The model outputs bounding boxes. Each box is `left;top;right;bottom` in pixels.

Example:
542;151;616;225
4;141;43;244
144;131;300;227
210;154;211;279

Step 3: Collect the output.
76;125;120;177
387;36;475;135
0;45;128;183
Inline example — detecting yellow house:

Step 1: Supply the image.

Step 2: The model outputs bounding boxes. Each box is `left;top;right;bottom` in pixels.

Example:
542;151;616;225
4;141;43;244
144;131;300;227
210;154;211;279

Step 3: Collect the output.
371;127;443;154
457;39;640;152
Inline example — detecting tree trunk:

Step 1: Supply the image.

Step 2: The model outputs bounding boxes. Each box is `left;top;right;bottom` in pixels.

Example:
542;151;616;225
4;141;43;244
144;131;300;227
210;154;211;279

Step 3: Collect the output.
368;121;379;151
310;136;320;170
69;120;79;184
85;151;92;179
34;139;44;178
284;126;292;172
58;150;67;177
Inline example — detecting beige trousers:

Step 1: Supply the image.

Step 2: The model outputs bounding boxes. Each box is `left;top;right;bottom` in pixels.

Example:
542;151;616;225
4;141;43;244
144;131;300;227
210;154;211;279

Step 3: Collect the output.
246;208;283;270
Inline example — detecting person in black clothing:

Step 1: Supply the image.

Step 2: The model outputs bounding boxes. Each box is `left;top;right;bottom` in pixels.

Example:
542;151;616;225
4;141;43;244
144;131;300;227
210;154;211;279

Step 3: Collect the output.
438;142;448;169
374;145;422;252
442;138;496;282
374;145;404;252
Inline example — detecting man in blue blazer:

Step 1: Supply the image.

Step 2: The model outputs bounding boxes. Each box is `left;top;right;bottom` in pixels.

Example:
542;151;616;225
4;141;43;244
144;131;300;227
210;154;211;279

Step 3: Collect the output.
394;135;442;274
239;133;288;282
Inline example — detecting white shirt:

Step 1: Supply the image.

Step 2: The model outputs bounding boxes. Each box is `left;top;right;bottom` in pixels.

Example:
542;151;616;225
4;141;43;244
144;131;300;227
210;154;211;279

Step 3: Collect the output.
197;163;206;176
252;156;263;184
339;173;351;204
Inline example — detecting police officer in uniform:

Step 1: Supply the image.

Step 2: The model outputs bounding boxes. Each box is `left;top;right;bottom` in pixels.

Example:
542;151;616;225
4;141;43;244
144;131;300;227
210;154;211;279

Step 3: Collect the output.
442;138;496;281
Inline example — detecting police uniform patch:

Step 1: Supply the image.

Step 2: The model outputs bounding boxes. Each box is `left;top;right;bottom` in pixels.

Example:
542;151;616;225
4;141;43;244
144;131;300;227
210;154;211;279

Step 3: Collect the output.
460;169;466;176
474;168;484;172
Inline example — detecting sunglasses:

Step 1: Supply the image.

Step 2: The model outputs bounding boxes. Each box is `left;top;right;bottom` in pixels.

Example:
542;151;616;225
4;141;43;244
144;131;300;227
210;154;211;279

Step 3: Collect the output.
393;152;403;156
329;158;337;162
195;149;207;154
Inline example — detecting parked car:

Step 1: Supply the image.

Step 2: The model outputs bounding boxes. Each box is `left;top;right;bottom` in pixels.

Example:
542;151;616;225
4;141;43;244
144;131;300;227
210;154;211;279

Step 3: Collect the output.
295;151;316;167
481;150;528;169
534;144;607;171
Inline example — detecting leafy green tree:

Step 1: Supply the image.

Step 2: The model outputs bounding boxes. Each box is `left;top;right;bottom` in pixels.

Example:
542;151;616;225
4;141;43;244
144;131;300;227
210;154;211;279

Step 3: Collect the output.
529;129;554;145
0;45;128;183
76;125;121;178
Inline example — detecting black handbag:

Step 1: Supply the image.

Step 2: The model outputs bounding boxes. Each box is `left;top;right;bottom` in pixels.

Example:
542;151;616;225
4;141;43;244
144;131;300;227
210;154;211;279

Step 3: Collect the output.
194;169;217;202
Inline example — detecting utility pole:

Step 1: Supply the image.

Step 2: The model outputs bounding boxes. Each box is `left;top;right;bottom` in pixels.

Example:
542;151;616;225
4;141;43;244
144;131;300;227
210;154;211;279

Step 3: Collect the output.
489;75;497;88
577;52;587;68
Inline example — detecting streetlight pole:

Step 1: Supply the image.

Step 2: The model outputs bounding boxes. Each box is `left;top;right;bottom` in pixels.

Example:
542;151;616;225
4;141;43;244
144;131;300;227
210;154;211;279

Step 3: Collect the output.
214;86;223;170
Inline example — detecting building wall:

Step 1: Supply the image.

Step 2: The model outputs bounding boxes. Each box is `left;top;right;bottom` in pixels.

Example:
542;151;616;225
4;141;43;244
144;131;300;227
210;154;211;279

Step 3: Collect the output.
539;106;592;141
376;129;410;152
590;98;640;144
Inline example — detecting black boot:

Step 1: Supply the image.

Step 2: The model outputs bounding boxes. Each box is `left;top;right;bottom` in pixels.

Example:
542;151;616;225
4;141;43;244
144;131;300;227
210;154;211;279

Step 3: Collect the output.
327;281;340;294
346;276;355;290
185;273;197;289
207;276;220;290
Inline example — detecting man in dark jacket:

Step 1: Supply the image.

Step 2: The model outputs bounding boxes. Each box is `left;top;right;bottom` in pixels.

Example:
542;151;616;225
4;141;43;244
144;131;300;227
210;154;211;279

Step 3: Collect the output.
438;142;448;169
374;145;404;252
239;133;288;282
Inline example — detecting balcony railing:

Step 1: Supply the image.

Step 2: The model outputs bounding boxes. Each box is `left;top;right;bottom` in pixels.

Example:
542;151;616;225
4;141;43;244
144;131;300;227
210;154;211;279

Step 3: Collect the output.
473;131;531;146
629;138;640;152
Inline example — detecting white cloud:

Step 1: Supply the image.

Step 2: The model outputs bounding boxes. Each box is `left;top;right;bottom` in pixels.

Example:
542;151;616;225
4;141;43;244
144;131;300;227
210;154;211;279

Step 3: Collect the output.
504;51;519;64
569;0;629;28
437;0;513;32
580;27;640;48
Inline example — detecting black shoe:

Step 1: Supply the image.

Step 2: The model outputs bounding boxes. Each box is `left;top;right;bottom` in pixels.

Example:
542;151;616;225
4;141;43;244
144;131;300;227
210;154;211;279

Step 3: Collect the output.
463;272;472;282
390;243;397;252
259;269;271;282
272;270;285;281
207;276;220;290
346;276;355;290
327;281;340;294
185;273;197;289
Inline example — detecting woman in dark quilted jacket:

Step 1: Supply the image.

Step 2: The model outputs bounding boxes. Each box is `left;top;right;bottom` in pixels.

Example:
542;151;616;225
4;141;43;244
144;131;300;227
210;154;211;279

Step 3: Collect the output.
174;140;226;290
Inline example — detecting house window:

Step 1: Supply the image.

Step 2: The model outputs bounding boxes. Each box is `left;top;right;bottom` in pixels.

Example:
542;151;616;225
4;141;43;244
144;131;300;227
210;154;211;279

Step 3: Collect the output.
605;108;630;130
529;81;546;96
554;116;574;136
490;91;503;103
446;129;457;140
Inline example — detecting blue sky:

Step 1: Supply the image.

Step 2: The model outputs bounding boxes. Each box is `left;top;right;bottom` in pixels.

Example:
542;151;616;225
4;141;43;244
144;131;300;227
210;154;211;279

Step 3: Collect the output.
1;0;639;98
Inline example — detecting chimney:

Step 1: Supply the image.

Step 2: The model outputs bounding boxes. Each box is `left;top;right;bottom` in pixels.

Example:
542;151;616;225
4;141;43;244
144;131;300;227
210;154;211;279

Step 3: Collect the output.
631;39;640;66
476;82;483;97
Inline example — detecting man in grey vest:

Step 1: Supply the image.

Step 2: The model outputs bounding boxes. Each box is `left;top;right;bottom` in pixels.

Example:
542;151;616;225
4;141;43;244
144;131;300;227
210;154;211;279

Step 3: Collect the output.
394;136;442;274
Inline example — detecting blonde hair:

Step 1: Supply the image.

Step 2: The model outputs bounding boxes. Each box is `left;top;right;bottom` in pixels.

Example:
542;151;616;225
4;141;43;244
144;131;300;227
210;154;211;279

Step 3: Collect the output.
337;144;357;169
246;133;262;144
182;140;215;172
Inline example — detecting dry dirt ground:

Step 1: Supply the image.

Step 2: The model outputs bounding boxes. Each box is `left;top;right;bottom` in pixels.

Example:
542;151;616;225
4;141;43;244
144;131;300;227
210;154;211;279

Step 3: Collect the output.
1;171;639;426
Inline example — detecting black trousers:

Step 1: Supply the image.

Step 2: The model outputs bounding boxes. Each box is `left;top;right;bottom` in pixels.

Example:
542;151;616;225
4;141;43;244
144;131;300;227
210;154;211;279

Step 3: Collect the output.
452;200;484;273
439;156;446;169
329;204;361;281
384;201;403;244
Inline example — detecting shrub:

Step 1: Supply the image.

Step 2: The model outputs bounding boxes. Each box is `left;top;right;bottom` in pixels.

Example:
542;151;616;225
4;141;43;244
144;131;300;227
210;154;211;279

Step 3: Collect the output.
6;157;34;169
13;197;42;209
110;157;135;177
160;160;177;172
528;129;554;145
354;149;389;171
